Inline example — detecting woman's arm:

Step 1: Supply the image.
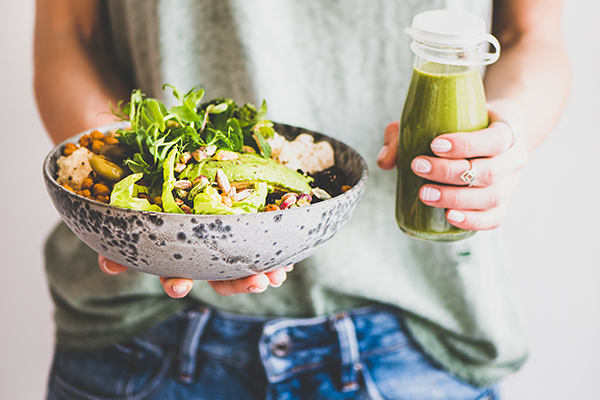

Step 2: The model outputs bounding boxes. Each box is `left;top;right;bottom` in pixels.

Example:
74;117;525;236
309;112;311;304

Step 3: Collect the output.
33;0;129;145
485;0;570;151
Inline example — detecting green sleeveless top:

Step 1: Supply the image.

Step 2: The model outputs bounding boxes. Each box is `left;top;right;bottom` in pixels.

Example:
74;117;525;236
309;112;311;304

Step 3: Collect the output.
45;0;528;387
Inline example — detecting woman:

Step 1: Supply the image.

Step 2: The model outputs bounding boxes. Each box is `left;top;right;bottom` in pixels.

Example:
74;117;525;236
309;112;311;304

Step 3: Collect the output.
35;0;569;398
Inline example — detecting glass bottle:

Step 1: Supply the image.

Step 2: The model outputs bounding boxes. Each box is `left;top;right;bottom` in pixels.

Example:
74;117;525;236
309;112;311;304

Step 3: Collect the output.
396;10;500;242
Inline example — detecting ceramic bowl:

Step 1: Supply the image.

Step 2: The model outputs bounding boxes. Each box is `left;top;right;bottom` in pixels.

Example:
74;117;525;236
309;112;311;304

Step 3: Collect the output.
43;123;368;280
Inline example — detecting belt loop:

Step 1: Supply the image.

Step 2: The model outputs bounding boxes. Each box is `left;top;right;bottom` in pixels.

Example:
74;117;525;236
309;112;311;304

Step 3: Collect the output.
331;312;362;392
178;307;212;383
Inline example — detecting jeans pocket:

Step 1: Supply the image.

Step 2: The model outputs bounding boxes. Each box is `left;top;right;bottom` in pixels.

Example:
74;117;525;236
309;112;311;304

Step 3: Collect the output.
48;338;172;400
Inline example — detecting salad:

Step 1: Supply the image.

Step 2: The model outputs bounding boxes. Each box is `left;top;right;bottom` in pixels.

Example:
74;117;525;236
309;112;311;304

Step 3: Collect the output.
56;86;350;215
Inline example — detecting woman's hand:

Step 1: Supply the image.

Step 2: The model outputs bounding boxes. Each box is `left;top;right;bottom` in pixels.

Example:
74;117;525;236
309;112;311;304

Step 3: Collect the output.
98;255;293;298
377;111;528;231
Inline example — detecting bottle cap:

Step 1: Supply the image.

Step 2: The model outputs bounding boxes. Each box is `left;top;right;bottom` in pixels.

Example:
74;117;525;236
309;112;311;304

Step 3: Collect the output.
405;9;500;65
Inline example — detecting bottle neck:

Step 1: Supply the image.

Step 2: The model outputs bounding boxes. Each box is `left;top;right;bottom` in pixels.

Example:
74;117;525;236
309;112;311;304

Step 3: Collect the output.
413;55;478;75
410;35;500;67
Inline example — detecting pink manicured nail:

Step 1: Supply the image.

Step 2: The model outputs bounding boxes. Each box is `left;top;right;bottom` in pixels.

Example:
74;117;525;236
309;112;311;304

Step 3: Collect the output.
377;145;389;162
421;187;441;202
172;284;188;294
431;139;452;153
102;260;120;275
413;158;431;173
447;210;466;223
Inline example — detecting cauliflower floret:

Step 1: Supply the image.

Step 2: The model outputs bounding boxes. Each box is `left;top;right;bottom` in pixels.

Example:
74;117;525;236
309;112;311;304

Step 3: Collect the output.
56;147;94;190
268;132;334;174
267;132;288;159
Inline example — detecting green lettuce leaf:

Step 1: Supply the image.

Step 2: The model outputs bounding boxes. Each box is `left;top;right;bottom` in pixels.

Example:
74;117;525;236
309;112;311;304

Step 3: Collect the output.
110;173;162;212
161;148;184;214
193;186;242;215
231;182;268;213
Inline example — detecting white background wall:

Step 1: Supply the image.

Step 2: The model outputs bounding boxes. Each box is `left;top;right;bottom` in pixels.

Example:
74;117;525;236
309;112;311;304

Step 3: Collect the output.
0;1;598;399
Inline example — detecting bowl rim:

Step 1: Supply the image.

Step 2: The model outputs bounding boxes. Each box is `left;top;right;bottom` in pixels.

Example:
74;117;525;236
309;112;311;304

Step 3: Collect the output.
43;122;369;219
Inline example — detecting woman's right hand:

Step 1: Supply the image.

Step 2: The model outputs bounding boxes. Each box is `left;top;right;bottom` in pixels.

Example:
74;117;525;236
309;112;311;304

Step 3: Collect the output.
99;255;293;298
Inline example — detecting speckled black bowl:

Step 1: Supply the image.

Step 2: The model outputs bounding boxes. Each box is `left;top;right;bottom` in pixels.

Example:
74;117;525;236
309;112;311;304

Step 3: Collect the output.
43;123;368;280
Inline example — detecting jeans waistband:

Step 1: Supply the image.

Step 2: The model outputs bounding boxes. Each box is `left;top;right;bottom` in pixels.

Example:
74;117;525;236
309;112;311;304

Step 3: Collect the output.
140;304;413;387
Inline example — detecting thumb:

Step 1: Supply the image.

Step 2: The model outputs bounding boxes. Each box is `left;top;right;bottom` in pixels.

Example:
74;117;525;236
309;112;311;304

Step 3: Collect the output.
377;121;399;170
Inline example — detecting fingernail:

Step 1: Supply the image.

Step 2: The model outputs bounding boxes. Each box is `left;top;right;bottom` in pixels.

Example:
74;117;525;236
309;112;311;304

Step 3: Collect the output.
270;282;282;288
431;139;452;153
102;260;120;275
377;145;388;162
248;286;267;294
421;187;441;202
447;210;466;223
172;284;188;294
284;265;294;272
413;158;431;173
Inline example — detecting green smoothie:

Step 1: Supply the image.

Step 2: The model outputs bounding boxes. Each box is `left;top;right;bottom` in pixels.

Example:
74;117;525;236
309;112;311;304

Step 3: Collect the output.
396;61;488;241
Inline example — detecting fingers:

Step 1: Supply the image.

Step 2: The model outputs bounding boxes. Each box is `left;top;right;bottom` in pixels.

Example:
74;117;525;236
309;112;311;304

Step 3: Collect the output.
159;277;194;298
430;120;517;159
207;264;294;296
98;253;294;298
208;274;270;296
411;146;527;188
377;121;399;170
445;203;511;231
411;116;528;189
265;266;290;288
418;171;521;230
99;255;194;298
419;171;520;211
98;254;128;275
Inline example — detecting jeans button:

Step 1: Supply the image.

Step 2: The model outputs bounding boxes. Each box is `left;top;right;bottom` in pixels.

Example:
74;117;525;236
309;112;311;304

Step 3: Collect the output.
271;334;292;357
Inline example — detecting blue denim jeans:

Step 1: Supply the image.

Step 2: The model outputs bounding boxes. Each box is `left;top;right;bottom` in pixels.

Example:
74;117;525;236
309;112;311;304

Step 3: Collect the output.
47;305;500;400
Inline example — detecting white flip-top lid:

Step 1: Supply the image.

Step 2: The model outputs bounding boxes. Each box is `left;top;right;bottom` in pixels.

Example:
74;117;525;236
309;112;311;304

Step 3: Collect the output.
405;9;500;65
405;9;487;47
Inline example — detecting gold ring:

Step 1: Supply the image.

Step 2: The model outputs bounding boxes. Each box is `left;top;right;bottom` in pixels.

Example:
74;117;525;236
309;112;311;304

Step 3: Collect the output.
460;159;476;187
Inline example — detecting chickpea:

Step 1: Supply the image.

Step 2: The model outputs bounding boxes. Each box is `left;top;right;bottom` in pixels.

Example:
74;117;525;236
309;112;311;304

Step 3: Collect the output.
81;189;92;198
61;184;74;192
63;142;78;156
103;136;119;145
91;140;105;154
263;204;280;212
92;182;111;197
96;195;110;204
79;134;92;148
90;130;105;141
81;177;94;191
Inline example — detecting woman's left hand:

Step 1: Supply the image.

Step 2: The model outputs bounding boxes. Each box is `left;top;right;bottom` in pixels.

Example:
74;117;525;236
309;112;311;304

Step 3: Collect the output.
377;111;528;231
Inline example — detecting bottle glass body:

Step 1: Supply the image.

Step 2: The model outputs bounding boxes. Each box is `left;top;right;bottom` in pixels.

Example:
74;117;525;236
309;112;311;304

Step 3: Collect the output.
395;55;488;242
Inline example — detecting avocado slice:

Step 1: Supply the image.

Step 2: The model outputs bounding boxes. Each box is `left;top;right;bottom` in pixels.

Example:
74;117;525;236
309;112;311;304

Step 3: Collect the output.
181;153;312;194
